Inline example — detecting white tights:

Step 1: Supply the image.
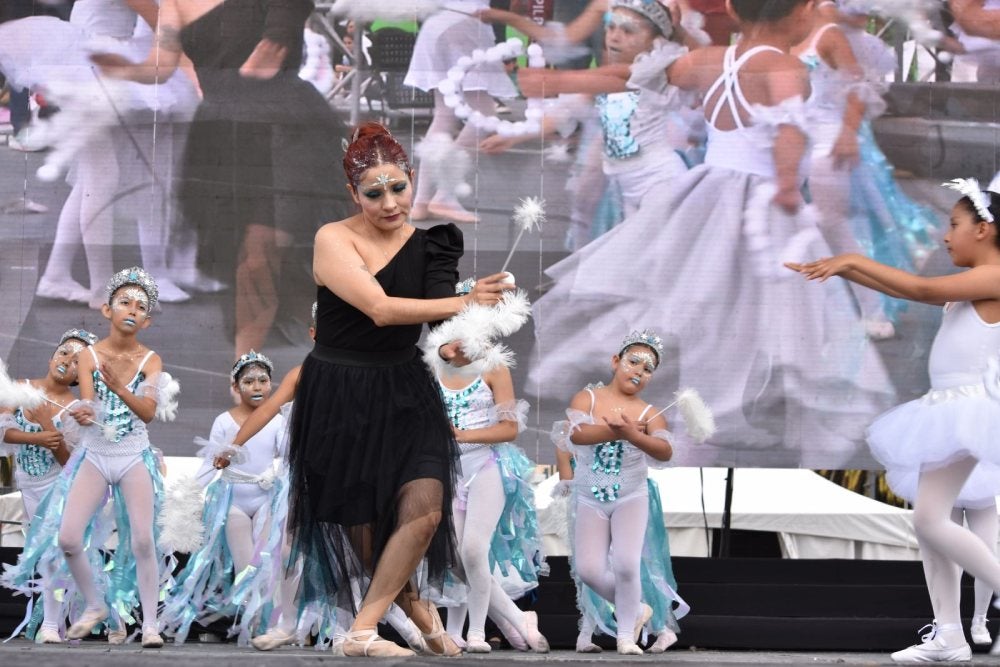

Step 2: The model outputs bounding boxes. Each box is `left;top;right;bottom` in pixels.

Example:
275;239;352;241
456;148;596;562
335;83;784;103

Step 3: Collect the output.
225;504;268;575
574;493;648;641
40;130;117;299
226;501;303;636
953;504;998;619
412;90;496;207
448;461;528;642
914;457;1000;646
58;459;160;631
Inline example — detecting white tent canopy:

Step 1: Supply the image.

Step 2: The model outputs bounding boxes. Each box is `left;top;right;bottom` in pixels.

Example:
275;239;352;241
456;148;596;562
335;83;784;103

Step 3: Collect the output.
536;467;925;560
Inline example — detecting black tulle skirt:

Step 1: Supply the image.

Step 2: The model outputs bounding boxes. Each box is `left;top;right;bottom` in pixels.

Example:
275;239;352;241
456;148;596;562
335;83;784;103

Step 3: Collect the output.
288;343;459;611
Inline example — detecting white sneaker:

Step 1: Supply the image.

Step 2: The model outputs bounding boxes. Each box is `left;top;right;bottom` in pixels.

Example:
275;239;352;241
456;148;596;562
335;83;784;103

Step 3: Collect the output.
891;639;971;663
892;623;970;663
971;615;990;645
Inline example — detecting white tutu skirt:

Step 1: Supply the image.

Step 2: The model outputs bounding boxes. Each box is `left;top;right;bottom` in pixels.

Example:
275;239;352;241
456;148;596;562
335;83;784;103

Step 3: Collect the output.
527;164;897;469
869;388;1000;507
403;12;517;97
0;16;197;119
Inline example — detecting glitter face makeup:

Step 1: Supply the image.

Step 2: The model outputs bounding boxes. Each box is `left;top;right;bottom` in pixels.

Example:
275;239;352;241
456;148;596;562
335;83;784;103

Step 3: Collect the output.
235;364;272;405
366;172;400;190
605;10;643;33
238;371;271;388
60;341;85;356
623;350;658;374
112;286;151;323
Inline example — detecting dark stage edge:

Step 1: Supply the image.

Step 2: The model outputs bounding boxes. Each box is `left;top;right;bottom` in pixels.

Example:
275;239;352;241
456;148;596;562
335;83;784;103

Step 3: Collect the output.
2;548;997;653
0;643;981;666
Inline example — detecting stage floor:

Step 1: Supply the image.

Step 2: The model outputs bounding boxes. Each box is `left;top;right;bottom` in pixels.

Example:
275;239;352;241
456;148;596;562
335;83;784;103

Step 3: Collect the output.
0;642;996;666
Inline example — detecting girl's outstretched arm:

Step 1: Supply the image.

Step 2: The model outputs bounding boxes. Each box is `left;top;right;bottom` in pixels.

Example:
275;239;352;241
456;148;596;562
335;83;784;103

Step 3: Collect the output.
787;254;1000;304
518;65;630;98
91;0;184;83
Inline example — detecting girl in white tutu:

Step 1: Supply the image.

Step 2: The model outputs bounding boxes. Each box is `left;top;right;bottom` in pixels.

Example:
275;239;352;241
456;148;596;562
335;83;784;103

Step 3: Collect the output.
552;329;676;655
787;179;1000;663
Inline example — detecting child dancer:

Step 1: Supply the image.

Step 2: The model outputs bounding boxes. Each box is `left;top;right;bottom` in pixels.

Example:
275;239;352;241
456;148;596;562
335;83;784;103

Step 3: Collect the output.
787;179;1000;663
792;10;940;339
435;301;549;652
210;307;425;654
0;328;96;643
552;329;676;655
554;448;687;653
161;350;288;645
3;267;174;648
511;0;692;218
404;0;518;223
529;0;894;466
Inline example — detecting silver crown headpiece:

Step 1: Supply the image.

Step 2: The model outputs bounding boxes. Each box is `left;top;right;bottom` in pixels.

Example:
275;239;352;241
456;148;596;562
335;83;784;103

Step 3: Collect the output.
60;328;98;347
611;0;673;38
619;328;664;363
105;266;159;310
231;349;274;382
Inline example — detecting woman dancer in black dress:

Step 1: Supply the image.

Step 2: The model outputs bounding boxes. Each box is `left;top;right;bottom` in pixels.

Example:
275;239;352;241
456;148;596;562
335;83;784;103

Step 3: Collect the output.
93;0;350;358
290;122;510;657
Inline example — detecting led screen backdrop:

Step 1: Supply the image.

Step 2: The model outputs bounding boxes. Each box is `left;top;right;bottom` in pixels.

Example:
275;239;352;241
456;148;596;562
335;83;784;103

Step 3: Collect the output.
0;5;988;469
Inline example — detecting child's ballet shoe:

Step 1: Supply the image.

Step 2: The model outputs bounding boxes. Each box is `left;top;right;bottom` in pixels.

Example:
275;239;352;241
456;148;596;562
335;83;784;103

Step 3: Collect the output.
342;629;415;657
35;276;89;304
634;603;653;641
647;629;678;653
617;637;644;655
251;628;297;651
141;628;164;649
522;610;549;653
35;627;63;644
67;605;108;639
496;617;528;651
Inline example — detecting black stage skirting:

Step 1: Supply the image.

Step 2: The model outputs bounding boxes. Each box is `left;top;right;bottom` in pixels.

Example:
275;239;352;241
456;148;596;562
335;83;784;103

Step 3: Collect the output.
0;545;988;650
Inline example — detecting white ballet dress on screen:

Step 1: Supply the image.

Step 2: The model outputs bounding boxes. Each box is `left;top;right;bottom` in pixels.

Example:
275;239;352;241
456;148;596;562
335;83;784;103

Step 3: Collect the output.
403;0;517;97
527;45;896;469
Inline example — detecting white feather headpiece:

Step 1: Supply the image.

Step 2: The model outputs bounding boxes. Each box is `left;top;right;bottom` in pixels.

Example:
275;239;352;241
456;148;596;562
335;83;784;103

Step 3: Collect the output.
943;178;995;223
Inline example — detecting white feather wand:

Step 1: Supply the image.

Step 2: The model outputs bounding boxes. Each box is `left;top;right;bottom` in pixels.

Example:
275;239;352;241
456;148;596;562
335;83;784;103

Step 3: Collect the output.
647;388;716;443
0;358;47;410
499;197;546;276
